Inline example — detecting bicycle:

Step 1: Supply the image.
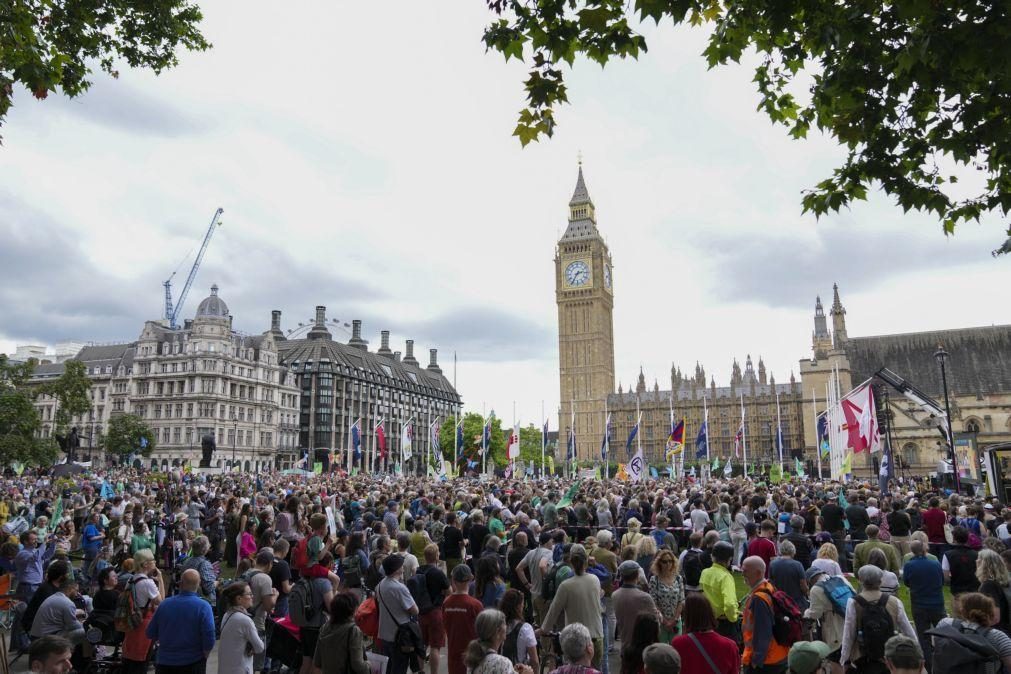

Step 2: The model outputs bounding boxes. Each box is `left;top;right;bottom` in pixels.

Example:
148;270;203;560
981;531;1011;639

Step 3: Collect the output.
537;631;562;674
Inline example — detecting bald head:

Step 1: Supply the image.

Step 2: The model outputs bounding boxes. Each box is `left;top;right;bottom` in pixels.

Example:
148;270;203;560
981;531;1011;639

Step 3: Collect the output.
742;555;766;588
180;569;201;592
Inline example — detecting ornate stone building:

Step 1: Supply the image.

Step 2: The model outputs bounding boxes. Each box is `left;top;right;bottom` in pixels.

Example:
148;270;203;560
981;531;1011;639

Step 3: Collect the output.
800;285;1011;479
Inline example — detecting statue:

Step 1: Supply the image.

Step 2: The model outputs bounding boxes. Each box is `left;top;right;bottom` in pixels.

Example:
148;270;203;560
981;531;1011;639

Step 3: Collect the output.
67;426;80;463
200;434;216;468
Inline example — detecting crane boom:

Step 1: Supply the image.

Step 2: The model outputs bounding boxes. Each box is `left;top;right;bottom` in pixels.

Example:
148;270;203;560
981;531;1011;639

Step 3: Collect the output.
169;207;224;328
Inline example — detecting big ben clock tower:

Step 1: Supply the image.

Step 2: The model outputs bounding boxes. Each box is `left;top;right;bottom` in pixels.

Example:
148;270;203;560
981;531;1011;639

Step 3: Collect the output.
556;163;615;463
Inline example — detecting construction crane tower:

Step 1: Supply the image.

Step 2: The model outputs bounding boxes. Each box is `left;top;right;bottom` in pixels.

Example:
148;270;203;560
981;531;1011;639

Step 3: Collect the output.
163;207;224;328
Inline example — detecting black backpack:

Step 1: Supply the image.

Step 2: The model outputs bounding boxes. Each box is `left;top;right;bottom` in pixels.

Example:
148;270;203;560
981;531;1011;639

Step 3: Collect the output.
681;549;703;587
340;554;363;589
406;571;435;615
288;577;321;628
855;595;895;661
926;620;1001;674
502;621;524;662
541;562;569;601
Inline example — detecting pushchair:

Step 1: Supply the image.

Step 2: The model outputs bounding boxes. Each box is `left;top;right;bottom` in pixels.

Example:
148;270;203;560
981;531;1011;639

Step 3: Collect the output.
81;610;123;674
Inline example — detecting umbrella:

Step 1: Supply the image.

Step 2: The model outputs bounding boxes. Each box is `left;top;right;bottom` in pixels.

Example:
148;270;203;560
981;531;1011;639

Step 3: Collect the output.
52;463;88;478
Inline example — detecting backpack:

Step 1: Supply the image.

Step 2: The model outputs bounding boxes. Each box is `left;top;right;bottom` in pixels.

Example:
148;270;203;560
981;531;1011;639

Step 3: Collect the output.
354;595;380;639
406;571;435;615
926;620;1000;674
502;621;524;662
681;549;704;587
340;554;363;589
114;578;145;632
651;529;669;550
364;558;384;591
855;594;896;661
818;576;856;617
541;562;570;601
288;577;321;627
754;587;803;646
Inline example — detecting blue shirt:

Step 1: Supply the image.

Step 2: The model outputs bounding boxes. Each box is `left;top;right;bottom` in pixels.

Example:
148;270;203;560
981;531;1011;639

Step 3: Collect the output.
146;591;216;665
15;541;56;587
902;555;945;610
82;524;102;552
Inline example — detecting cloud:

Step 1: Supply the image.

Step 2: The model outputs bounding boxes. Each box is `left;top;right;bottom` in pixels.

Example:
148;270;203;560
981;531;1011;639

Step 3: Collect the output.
407;307;554;363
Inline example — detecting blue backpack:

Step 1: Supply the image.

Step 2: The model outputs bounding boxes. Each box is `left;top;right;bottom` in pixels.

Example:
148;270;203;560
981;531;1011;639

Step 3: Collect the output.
819;575;855;616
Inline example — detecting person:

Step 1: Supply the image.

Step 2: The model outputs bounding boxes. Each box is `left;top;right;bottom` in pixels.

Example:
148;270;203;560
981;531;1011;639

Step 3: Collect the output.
180;535;218;609
269;539;293;617
700;540;739;646
887;502;913;558
15;530;57;603
635;536;657;580
670;592;740;674
933;592;1011;674
612;560;658;646
499;588;538;671
21;560;71;639
413;544;450;674
943;525;981;595
375;552;419;674
883;635;924;674
976;547;1011;635
92;566;120;613
620;612;659;674
679;531;705;592
443;564;484;674
901;540;945;669
244;550;278;673
642;642;681;674
648;549;684;642
690;500;712;533
314;591;370;674
475;555;506;608
803;567;845;673
853;525;901;574
548;622;602;674
839;565;917;674
591;529;619;648
770;539;809;610
538;544;605;669
122;549;163;674
866;548;899;597
29;577;85;646
396;531;420;579
784;516;814;569
846;496;871;546
295;551;334;674
819;493;847;572
464;608;533;674
741;556;789;673
27;635;73;674
786;641;832;674
747;521;778;577
217;582;265;674
922;498;948;559
810;542;844;578
81;512;105;580
443;512;465;572
146;568;216;674
131;522;156;556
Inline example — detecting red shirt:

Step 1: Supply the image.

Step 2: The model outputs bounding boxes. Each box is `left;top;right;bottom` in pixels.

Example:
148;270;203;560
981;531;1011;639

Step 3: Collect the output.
671;631;741;674
923;508;947;544
442;593;483;674
747;537;777;578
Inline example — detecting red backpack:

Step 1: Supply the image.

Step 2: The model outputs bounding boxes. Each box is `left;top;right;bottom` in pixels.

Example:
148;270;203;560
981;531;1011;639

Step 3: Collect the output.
754;587;803;645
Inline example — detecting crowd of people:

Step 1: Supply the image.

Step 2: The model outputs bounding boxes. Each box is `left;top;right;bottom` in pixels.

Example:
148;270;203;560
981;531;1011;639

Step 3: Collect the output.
1;463;1008;674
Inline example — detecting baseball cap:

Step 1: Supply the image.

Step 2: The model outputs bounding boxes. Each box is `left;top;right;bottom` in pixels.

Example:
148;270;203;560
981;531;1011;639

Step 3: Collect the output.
884;634;923;665
618;560;640;579
788;641;832;674
452;564;474;583
805;566;826;583
642;644;680;671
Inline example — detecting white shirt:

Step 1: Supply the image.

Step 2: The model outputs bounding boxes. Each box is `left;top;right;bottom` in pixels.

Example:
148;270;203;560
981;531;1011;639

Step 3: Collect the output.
839;591;916;667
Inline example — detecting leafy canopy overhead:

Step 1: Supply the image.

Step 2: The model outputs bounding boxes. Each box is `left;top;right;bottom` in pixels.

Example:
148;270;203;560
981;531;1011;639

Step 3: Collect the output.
101;413;156;458
0;0;209;142
483;0;1011;244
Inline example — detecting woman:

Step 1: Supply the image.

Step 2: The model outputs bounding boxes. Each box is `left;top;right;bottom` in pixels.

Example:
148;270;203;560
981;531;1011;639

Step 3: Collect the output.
803;567;845;674
866;548;899;597
130;522;155;556
224;498;240;567
634;536;657;580
649;550;684;642
596;499;613;531
714;503;732;543
935;593;1011;674
92;566;120;613
730;502;749;567
499;589;538;671
475;555;506;609
463;609;533;674
314;591;369;674
619;612;659;674
239;519;257;563
977;548;1011;636
218;581;265;674
621;518;644;551
810;542;843;577
121;549;164;674
671;591;741;674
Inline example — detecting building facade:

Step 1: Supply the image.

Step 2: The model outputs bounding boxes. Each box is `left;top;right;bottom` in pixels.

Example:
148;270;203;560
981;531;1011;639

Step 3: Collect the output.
273;306;462;473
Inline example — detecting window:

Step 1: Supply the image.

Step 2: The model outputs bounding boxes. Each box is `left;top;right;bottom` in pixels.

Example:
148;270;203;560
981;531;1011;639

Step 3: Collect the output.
966;419;981;434
173;427;181;444
903;442;918;467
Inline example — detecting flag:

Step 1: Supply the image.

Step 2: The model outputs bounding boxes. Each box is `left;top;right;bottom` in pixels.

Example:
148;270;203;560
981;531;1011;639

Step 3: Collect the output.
841;451;853;476
724;458;733;477
376;420;387;459
712;456;720;471
101;480;115;500
776;425;785;458
401;421;414;461
795;457;805;477
695;421;708;459
629;445;645;483
616;463;629;481
351;419;362;459
542;420;549;447
557;481;581;508
650;466;659;479
625;414;641;457
734;420;744;458
817;413;830;458
601;413;612;461
49;497;63;533
455;421;464;460
547;456;555;475
507;423;520;459
689;465;696;478
879;448;891;477
839;382;881;454
430;419;441;453
665;418;685;463
483;411;495;449
504;464;513;479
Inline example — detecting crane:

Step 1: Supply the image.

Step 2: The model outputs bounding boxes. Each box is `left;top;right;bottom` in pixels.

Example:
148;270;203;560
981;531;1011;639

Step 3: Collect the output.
163;207;224;328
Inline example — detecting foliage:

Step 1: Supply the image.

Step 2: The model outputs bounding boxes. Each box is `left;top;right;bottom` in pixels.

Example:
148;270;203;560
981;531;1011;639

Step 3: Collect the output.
100;413;156;457
0;0;210;143
44;359;91;435
0;355;59;466
483;0;1011;243
518;423;547;466
439;411;507;468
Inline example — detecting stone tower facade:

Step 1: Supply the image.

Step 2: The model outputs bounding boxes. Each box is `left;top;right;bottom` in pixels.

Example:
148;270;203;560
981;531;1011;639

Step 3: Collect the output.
556;165;615;462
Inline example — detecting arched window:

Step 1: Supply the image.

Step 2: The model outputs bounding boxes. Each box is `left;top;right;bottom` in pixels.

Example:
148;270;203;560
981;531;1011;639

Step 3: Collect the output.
903;442;918;467
966;419;981;434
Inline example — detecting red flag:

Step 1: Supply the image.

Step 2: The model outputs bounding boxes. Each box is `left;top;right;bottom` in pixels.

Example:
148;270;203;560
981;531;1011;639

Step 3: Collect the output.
376;421;387;459
840;383;880;453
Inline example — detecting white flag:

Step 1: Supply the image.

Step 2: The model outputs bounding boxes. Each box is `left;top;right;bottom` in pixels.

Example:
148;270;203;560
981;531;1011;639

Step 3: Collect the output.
629;446;646;483
402;422;414;461
508;423;521;459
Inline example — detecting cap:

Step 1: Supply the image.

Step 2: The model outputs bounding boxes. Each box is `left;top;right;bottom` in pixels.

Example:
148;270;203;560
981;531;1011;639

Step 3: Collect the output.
642;643;680;671
985;504;995;510
452;564;474;583
618;560;641;578
805;566;826;583
788;641;832;674
382;554;405;576
884;634;923;663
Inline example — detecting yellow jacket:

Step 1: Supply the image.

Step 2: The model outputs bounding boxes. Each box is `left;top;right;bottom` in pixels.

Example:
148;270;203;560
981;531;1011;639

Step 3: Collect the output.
700;562;738;622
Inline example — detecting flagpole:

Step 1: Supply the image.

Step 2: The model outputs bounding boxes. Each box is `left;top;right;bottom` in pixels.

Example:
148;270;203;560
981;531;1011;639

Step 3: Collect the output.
347;410;353;475
703;393;710;486
453;352;459;478
426;402;431;477
741;394;748;478
603;398;609;481
569;400;575;480
512;400;516;477
540;400;545;479
776;390;783;471
668;394;675;478
812;387;822;480
636;398;643;480
482;402;487;476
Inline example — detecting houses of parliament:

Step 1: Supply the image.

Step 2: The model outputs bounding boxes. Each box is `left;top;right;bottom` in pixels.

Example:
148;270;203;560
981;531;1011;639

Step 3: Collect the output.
555;166;1011;478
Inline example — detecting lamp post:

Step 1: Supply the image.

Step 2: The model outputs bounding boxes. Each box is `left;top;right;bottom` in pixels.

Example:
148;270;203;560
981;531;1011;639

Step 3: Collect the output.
231;413;238;471
935;344;960;494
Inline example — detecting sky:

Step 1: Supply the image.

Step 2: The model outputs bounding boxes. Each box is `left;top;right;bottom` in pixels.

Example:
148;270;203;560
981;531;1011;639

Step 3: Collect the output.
1;2;1007;430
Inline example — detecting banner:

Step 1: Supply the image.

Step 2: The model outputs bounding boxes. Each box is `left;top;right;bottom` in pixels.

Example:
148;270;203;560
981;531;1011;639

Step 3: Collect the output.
628;446;645;482
313;462;323;475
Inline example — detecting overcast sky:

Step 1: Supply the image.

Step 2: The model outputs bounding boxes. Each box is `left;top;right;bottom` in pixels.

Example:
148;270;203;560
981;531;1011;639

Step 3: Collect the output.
1;2;1007;429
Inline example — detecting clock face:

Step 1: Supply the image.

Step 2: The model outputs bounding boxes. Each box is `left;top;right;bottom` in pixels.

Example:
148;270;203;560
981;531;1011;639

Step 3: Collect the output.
604;264;612;289
565;260;590;287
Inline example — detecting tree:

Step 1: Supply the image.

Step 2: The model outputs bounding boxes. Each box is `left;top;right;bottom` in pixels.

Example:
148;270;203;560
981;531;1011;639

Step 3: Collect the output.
519;423;546;467
100;413;156;458
1;0;209;143
439;411;507;470
0;355;58;466
44;359;91;436
484;0;1011;246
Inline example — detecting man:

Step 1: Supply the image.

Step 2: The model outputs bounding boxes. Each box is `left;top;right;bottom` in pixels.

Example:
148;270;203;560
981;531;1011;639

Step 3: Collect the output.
784;516;814;569
747;520;778;577
846;495;871;545
690;499;711;533
28;635;73;674
538;544;605;668
542;492;559;530
22;561;71;639
700;541;740;645
741;556;789;674
642;643;681;674
146;568;216;674
443;512;465;572
396;532;420;579
180;535;217;608
591;530;619;649
384;500;400;537
770;540;808;610
901;540;944;666
80;512;105;580
819;493;847;572
803;568;845;663
554;623;601;674
516;531;558;625
884;635;925;674
611;560;658;645
29;578;85;646
376;553;418;674
269;539;293;618
886;502;913;558
839;565;917;673
942;525;980;595
786;641;832;674
15;530;57;601
443;565;484;674
246;550;278;674
853;525;901;574
921;497;948;558
412;544;450;674
679;531;705;592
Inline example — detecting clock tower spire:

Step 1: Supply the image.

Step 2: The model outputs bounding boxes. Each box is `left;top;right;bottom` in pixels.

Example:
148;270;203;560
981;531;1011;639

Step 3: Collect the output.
556;162;615;464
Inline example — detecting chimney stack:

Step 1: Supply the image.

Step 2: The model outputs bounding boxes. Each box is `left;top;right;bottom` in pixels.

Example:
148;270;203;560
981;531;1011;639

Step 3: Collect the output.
403;339;419;366
271;310;282;331
307;305;332;340
377;330;393;356
427;349;442;374
349;319;368;350
315;306;326;325
394;351;401;362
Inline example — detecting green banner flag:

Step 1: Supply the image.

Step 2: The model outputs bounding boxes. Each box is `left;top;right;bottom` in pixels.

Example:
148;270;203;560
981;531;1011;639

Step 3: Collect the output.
795;457;805;477
49;497;63;533
770;463;783;484
313;462;323;475
557;480;581;508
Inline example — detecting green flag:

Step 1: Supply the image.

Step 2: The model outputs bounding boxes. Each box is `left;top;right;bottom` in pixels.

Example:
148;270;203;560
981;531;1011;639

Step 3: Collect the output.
795;457;805;477
712;456;720;471
557;480;581;508
49;497;63;533
770;463;783;484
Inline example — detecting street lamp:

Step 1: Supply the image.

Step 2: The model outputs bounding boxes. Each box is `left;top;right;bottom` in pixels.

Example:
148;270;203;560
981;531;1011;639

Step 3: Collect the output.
935;344;961;493
231;412;238;471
